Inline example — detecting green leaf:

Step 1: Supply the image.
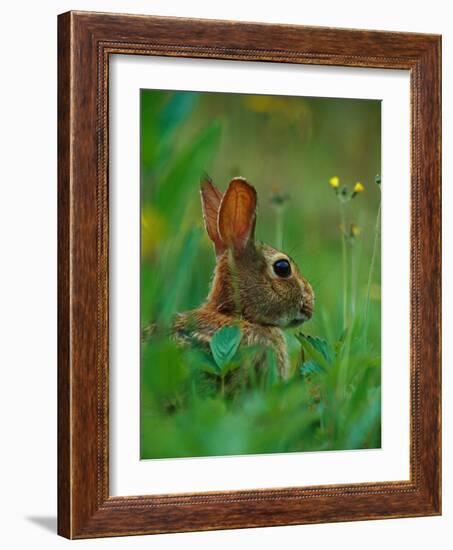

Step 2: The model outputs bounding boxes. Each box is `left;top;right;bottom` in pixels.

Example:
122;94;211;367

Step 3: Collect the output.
300;360;325;376
296;333;333;364
209;326;242;372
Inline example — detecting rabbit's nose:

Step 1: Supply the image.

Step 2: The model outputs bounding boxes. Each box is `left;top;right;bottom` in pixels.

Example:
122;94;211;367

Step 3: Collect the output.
301;290;314;319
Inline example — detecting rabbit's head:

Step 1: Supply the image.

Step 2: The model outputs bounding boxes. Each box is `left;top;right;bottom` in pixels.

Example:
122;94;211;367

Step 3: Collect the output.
200;176;314;328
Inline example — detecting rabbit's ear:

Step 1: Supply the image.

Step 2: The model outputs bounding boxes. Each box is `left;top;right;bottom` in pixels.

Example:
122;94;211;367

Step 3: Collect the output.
218;178;257;253
200;176;226;258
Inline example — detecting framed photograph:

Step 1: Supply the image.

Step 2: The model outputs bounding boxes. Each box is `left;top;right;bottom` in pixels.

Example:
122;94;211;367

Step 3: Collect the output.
58;11;441;539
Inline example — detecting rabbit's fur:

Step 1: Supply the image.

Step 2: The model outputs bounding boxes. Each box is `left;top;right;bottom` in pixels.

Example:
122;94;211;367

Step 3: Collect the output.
174;177;314;378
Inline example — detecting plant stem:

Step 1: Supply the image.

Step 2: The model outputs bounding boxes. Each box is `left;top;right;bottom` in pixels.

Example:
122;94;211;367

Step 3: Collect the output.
340;203;349;330
351;243;356;318
350;225;362;320
338;313;355;401
220;374;225;397
363;200;381;339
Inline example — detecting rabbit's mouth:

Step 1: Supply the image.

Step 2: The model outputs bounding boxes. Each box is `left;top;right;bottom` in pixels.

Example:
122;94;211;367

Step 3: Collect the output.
272;310;310;328
288;308;312;327
288;318;305;327
288;303;313;327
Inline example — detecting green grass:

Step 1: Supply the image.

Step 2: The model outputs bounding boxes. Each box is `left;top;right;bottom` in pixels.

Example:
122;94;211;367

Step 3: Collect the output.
140;89;381;459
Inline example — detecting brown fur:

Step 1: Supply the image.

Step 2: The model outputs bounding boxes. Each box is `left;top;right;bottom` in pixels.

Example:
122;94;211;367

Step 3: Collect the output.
173;177;314;378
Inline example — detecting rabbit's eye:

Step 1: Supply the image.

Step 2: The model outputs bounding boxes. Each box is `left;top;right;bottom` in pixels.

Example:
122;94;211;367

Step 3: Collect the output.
273;259;291;278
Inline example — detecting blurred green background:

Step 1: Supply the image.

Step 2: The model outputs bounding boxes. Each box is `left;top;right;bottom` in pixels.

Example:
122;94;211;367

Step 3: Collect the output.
140;89;381;459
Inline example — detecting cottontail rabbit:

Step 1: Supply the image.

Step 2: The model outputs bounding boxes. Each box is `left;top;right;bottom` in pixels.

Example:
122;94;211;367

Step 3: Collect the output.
174;176;314;378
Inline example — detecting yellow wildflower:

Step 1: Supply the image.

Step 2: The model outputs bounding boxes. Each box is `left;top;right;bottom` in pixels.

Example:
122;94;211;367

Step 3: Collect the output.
353;182;364;193
329;176;340;188
141;206;167;259
351;224;361;237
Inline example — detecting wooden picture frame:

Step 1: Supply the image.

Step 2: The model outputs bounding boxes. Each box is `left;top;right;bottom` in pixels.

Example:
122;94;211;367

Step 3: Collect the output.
58;10;441;539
